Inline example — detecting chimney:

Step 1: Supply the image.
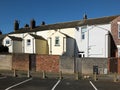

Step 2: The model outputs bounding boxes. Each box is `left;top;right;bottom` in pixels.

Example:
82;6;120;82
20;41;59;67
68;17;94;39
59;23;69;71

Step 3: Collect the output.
30;19;36;29
24;24;29;28
41;21;45;26
0;30;2;35
83;14;87;20
14;20;19;31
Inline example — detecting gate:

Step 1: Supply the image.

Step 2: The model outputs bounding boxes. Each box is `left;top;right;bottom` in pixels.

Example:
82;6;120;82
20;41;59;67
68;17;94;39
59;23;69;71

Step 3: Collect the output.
29;54;36;71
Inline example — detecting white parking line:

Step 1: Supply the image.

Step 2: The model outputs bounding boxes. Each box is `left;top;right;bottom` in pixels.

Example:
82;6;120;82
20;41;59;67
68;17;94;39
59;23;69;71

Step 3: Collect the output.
0;76;6;79
5;78;32;90
51;79;61;90
89;81;98;90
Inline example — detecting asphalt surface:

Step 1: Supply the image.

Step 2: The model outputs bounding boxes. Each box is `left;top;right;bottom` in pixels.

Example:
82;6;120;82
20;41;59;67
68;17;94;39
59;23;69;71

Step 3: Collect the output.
0;76;120;90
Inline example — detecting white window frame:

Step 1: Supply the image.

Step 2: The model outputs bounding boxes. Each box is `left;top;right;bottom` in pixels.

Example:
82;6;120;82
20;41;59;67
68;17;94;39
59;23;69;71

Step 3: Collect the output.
81;26;87;40
55;36;60;46
118;24;120;39
6;40;10;44
118;47;120;57
27;39;31;46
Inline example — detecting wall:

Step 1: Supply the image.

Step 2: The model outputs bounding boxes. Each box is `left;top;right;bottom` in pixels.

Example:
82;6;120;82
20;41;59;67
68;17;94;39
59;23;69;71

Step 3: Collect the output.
108;57;120;74
13;41;22;53
36;55;59;72
48;31;66;55
36;39;48;54
12;54;29;71
0;54;12;70
3;37;13;53
76;58;108;74
111;16;120;45
60;56;75;74
24;34;35;53
78;24;110;58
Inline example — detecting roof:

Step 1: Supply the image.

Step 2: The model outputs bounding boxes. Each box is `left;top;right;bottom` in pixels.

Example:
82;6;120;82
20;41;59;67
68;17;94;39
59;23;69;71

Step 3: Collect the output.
9;15;119;34
8;36;22;41
0;34;7;41
29;34;46;40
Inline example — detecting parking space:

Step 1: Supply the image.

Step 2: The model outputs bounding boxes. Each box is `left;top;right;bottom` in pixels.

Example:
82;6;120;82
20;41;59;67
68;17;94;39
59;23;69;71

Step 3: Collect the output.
0;76;120;90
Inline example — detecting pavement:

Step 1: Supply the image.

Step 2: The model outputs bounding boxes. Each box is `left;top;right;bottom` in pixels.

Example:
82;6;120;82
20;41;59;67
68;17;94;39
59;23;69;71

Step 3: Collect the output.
0;75;120;90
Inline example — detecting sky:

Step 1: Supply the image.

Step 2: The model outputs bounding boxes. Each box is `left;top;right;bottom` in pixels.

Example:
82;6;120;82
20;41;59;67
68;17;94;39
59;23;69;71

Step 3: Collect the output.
0;0;120;34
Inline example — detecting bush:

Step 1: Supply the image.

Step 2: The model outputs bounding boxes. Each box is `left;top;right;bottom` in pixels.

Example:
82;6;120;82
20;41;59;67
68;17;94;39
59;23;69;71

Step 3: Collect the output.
0;45;8;52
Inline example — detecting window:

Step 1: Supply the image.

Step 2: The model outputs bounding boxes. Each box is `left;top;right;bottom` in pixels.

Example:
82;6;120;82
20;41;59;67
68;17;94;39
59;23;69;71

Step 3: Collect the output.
27;39;31;45
118;48;120;57
81;26;87;40
118;24;120;39
55;37;60;46
6;40;10;44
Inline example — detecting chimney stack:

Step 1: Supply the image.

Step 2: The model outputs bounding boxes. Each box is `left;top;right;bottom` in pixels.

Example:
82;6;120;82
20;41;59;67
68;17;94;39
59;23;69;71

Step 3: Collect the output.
41;21;45;26
30;19;36;29
14;20;19;31
83;14;87;20
0;30;2;35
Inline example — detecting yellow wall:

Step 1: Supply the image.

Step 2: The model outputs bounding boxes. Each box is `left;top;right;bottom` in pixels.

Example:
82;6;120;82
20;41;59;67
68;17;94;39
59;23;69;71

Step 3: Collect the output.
35;39;49;54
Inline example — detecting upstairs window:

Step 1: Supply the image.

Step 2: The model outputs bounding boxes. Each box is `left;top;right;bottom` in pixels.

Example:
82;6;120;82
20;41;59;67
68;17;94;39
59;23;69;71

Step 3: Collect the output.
27;39;31;46
118;24;120;39
81;26;87;40
55;36;60;46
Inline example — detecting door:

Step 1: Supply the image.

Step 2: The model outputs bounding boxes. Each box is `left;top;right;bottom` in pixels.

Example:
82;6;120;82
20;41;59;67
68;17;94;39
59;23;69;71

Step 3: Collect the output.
29;54;36;71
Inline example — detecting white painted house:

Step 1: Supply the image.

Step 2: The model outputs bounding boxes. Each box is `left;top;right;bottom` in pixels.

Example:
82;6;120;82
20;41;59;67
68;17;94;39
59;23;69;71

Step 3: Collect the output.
2;15;120;58
75;25;111;58
3;36;22;53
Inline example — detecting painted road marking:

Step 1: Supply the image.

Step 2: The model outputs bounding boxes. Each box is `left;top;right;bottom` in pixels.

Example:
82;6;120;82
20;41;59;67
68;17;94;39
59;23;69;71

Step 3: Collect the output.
0;76;6;79
89;81;98;90
5;78;32;90
51;79;61;90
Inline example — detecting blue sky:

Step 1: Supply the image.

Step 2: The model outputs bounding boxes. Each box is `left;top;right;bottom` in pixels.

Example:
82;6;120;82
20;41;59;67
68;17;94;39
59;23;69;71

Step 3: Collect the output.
0;0;120;34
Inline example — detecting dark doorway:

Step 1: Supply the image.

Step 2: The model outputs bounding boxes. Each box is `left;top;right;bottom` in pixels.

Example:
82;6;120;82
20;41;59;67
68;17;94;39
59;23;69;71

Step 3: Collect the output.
29;54;36;71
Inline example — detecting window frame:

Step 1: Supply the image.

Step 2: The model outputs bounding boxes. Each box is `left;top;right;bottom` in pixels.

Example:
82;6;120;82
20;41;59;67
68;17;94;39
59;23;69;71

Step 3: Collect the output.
55;36;60;46
118;24;120;39
6;40;10;44
81;26;87;40
27;39;31;46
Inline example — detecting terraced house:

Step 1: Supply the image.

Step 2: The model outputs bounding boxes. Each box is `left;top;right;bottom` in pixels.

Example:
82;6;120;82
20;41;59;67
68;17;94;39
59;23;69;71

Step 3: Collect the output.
1;15;120;58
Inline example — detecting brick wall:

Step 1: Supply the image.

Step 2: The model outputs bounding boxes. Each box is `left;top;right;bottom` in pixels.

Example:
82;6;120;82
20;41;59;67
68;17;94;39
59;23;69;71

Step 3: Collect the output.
36;55;59;72
111;16;120;45
108;57;120;74
111;16;120;57
12;54;29;71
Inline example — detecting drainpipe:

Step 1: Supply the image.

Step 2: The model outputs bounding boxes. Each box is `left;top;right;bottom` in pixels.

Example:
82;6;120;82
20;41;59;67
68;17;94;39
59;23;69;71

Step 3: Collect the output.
87;26;89;57
105;33;110;58
33;38;35;54
50;38;52;54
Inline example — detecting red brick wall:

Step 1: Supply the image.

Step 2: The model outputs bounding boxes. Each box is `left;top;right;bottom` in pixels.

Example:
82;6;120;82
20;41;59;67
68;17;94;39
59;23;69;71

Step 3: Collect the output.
111;16;120;45
108;58;118;73
36;55;59;72
111;16;120;57
118;58;120;74
12;54;29;71
108;57;120;74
